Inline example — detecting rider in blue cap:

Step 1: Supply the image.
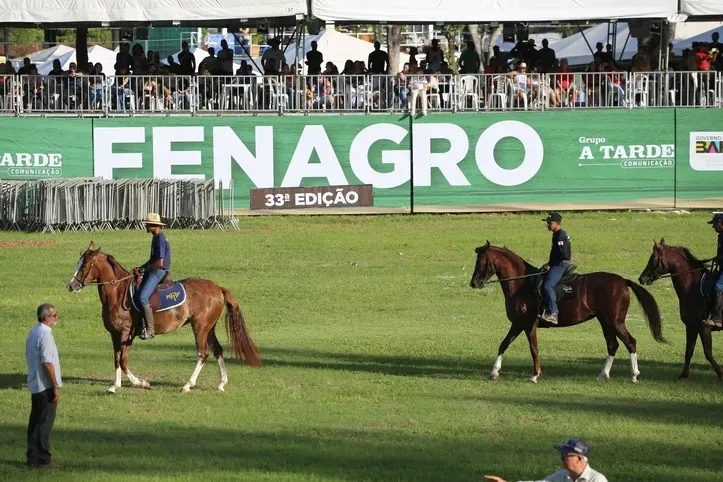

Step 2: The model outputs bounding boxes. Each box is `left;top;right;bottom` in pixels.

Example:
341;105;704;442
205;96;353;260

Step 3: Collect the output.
705;212;723;328
540;212;572;325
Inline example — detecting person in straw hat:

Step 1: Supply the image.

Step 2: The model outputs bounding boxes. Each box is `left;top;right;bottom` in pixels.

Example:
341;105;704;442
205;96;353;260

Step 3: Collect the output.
133;213;171;339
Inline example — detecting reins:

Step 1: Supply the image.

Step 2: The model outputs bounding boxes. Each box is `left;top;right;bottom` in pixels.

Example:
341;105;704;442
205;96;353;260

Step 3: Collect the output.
74;273;134;287
485;272;544;284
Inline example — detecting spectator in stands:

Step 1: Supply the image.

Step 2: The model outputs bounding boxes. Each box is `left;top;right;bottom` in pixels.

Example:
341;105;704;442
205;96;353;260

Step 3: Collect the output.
508;62;531;107
262;38;286;74
396;62;410;107
147;50;155;65
485;439;608;482
425;39;444;73
555;58;575;107
537;39;556;73
48;59;64;77
165;56;179;74
198;47;216;75
711;32;723;70
178;41;196;74
631;46;651;72
323;61;339;75
306;41;323;75
217;39;234;75
88;63;105;109
409;64;428;116
484;57;501;74
592;42;606;65
603;59;626;106
18;57;32;75
368;41;389;74
115;43;133;75
458;41;480;74
342;60;354;75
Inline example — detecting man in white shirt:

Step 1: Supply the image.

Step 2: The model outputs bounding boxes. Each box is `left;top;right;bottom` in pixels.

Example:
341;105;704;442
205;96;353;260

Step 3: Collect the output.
26;303;62;469
485;439;608;482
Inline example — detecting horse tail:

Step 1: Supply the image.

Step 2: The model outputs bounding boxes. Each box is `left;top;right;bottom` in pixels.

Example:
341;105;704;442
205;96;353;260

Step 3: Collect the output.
221;287;262;367
625;279;666;343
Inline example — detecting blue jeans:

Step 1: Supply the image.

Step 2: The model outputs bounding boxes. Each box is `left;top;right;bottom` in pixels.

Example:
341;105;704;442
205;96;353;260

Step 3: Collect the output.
715;270;723;293
137;269;166;306
543;260;570;313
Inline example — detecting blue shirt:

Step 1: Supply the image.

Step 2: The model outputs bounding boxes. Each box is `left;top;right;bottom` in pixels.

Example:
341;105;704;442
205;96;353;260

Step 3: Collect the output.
717;232;723;260
151;232;171;271
26;323;62;394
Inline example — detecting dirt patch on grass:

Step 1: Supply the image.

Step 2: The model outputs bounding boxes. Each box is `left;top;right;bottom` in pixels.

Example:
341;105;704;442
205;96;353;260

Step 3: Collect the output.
0;240;60;249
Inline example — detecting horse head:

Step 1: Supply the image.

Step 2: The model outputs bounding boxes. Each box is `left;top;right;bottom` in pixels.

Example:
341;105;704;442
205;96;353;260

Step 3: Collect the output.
470;240;494;289
67;241;104;292
638;237;671;285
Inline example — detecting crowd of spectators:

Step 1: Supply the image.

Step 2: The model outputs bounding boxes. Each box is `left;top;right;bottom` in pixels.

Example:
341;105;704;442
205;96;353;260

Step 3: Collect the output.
1;31;722;113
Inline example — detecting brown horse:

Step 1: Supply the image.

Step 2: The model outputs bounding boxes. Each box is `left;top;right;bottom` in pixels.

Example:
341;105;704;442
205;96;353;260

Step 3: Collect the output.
66;241;261;393
638;238;723;379
469;241;665;383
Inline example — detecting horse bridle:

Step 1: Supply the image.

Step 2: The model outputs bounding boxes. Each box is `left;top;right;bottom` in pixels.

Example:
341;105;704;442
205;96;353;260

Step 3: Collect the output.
648;247;710;281
73;254;132;288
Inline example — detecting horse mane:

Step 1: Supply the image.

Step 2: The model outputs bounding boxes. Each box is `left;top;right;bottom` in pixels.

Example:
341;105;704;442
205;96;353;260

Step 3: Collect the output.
494;246;540;275
669;245;706;269
105;253;131;278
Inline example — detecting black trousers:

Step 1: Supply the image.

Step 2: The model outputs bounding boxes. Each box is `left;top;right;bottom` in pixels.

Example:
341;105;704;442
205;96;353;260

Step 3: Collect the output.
27;388;57;466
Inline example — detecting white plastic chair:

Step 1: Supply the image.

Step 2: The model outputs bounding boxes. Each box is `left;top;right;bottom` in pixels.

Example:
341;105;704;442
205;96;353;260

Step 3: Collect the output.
487;75;508;110
632;73;649;107
458;75;480;110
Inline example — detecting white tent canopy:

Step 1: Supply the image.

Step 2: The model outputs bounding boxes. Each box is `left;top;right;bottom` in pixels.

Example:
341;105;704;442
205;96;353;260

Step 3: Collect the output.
36;45;117;75
11;44;117;74
260;29;410;74
311;0;678;22
548;23;638;66
0;0;306;24
680;0;723;17
672;24;723;53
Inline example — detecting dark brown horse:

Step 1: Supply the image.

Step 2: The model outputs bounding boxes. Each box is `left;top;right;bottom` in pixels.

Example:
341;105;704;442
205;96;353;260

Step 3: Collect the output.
67;241;261;393
470;241;665;383
638;238;722;379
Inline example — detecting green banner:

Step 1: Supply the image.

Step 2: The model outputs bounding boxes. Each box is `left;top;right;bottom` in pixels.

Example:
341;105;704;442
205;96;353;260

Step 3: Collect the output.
0;118;93;178
92;116;411;212
1;111;721;212
675;109;723;208
412;110;676;211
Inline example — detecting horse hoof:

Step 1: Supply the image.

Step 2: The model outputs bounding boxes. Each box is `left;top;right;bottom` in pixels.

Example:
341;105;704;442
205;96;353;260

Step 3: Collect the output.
217;385;226;392
106;387;117;395
529;376;539;384
596;374;609;381
141;380;151;389
631;378;639;384
180;386;191;393
489;375;498;381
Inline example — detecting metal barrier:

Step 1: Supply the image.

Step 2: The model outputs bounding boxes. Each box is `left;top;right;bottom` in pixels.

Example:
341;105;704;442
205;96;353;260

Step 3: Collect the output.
1;71;721;116
0;178;238;232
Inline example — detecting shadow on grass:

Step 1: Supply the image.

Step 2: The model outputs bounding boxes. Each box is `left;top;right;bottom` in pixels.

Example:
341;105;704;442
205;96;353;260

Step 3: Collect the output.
0;423;721;481
0;373;182;391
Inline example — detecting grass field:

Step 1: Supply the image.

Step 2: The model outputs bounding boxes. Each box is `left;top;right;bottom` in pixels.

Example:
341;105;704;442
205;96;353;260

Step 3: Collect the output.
1;211;722;481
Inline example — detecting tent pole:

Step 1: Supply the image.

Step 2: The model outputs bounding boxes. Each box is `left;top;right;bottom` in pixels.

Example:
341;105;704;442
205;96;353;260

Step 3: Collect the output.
577;24;595;57
618;32;630;62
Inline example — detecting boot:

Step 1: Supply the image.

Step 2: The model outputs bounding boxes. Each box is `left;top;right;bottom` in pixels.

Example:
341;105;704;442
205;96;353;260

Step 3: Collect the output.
140;304;155;339
704;292;723;328
540;310;559;325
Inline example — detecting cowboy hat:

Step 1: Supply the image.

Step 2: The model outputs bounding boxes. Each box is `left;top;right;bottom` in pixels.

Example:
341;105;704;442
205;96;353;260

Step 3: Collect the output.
143;213;165;226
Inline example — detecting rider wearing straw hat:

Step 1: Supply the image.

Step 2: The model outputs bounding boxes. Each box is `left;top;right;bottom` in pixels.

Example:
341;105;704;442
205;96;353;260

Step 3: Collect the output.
133;213;171;339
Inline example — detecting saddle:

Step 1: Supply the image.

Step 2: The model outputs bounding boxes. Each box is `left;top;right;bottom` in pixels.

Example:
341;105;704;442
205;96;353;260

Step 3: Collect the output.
129;272;187;314
534;264;580;307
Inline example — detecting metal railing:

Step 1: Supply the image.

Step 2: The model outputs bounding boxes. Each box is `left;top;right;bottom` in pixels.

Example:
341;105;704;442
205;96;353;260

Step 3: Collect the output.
1;71;721;116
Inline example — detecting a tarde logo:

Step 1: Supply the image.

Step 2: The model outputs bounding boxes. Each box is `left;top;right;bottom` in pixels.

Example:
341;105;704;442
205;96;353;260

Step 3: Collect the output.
0;152;63;177
577;137;675;168
92;121;545;189
690;132;723;171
